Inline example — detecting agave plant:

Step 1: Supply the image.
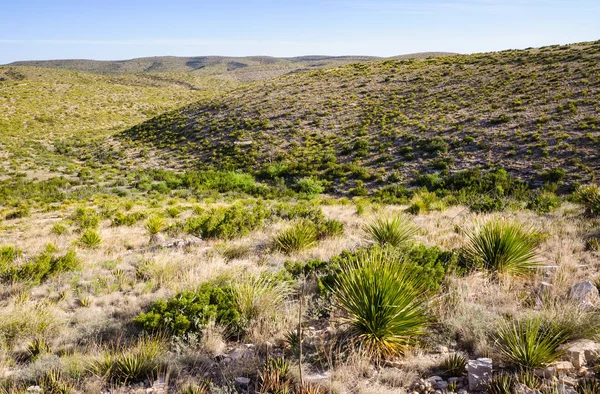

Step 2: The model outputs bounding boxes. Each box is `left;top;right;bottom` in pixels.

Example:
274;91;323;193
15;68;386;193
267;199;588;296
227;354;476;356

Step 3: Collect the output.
332;247;429;360
495;317;567;369
464;220;538;277
364;215;418;248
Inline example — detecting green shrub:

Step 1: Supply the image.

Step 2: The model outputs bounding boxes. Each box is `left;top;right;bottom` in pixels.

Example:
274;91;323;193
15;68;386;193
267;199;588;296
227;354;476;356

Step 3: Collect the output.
316;218;345;239
111;211;147;227
485;374;515;394
294;177;325;196
441;353;467;377
72;207;100;230
495;317;568;369
527;191;562;214
134;282;241;337
364;215;417;248
464;220;538;277
5;204;30;220
232;274;293;326
185;202;270;239
331;247;430;359
273;221;318;254
78;229;102;249
0;249;79;284
144;216;166;236
51;223;68;235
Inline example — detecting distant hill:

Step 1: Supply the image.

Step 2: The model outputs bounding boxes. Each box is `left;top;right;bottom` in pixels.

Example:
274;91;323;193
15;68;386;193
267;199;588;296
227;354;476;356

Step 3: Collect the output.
114;41;600;191
6;53;455;82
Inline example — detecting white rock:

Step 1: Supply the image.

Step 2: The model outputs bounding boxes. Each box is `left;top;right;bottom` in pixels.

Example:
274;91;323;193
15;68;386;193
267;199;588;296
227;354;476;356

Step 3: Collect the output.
560;340;600;369
235;377;251;388
467;358;492;391
569;281;599;303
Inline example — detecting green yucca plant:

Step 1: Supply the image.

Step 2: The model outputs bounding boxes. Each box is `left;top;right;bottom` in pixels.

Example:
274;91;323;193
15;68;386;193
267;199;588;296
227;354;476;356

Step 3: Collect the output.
441;353;467;377
575;184;600;217
464;220;538;277
180;381;211;394
273;221;318;254
363;215;418;248
78;229;102;249
331;247;429;360
515;368;543;390
495;317;567;369
485;373;515;394
144;215;166;236
575;377;600;394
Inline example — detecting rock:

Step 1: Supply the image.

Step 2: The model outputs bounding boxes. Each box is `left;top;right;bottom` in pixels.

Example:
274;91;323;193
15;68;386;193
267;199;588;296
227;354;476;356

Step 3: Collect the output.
548;360;574;374
235;377;251;389
438;345;450;353
149;233;166;245
26;387;43;394
229;346;253;360
467;358;492;391
434;380;448;390
514;382;542;394
569;281;599;304
535;365;556;378
559;340;600;369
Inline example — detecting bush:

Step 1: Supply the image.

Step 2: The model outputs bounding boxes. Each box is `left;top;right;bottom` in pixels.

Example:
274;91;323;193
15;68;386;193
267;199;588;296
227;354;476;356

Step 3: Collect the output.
51;223;68;235
144;216;166;236
331;247;430;360
364;215;418;248
78;229;102;249
273;221;318;254
0;249;79;284
294;177;325;196
495;317;568;369
112;211;147;227
185;202;270;239
134;282;241;337
72;207;100;230
5;204;30;220
464;220;538;277
316;218;344;239
527;191;562;214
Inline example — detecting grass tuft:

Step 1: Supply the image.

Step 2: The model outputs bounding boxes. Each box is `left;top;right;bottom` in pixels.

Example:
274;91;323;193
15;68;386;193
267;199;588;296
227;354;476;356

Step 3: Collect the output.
363;215;418;248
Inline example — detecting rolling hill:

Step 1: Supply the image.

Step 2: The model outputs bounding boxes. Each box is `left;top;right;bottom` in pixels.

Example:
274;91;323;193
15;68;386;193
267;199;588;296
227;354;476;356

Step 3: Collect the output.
112;41;600;192
7;53;454;82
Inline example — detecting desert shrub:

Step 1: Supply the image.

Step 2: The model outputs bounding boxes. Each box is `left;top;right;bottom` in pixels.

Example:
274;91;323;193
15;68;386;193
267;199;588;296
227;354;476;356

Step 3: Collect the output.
78;229;102;249
219;244;251;261
51;223;68;235
294;176;325;196
364;215;417;248
71;207;100;230
469;195;506;213
574;184;600;217
331;247;430;360
165;206;182;218
272;201;324;222
0;245;21;264
485;373;515;394
273;221;318;254
315;218;345;239
1;249;79;284
372;184;414;204
464;220;538;277
111;211;147;227
185;202;270;239
495;317;568;369
527;191;562;214
4;204;30;220
232;274;293;327
539;167;566;183
134;281;241;337
89;337;165;384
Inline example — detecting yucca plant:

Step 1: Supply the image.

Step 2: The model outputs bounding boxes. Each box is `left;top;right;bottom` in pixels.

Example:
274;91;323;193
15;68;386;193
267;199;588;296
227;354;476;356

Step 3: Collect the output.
273;221;318;254
574;184;600;217
485;373;515;394
232;274;293;326
363;215;418;248
441;353;467;377
180;381;211;394
495;317;568;369
331;247;429;360
515;368;544;390
464;220;538;277
575;377;600;394
78;229;102;249
144;216;166;236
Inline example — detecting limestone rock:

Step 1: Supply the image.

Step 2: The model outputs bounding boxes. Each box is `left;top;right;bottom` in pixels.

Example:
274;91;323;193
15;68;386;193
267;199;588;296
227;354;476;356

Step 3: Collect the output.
569;281;599;303
235;377;251;388
560;340;600;369
467;358;492;391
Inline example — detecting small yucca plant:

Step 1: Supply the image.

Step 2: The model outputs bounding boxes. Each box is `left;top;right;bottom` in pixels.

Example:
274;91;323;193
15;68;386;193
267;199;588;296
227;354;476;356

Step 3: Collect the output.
441;353;467;377
78;229;102;249
485;373;515;394
575;377;600;394
575;184;600;217
364;215;418;248
273;221;318;254
495;317;567;369
232;274;293;325
144;216;166;236
464;220;538;277
332;247;429;360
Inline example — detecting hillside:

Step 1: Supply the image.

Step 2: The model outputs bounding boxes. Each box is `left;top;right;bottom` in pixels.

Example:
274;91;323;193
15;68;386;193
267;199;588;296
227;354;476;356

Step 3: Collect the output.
7;53;454;82
0;66;236;175
114;40;600;192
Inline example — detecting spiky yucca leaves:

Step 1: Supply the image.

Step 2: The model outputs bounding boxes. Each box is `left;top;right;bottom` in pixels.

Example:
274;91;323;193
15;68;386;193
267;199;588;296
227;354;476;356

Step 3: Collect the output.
575;184;600;217
485;373;515;394
273;221;318;254
144;216;167;236
495;317;568;369
363;215;418;248
441;353;467;377
332;247;429;360
78;229;102;249
464;220;538;277
575;377;600;394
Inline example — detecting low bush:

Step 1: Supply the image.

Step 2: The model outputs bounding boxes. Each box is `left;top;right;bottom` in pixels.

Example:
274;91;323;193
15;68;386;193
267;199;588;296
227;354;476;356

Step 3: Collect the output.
72;207;100;230
185;202;270;239
0;249;79;284
273;221;318;254
134;281;241;337
527;191;562;214
574;184;600;217
78;229;102;249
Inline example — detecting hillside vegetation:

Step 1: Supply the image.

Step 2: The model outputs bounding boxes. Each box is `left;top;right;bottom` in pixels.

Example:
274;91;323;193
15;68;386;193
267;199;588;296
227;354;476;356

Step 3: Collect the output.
116;41;600;193
0;66;236;175
8;53;453;82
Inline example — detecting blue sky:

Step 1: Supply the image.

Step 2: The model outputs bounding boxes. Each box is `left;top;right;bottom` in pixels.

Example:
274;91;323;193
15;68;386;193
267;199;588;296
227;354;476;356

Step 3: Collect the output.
1;0;599;63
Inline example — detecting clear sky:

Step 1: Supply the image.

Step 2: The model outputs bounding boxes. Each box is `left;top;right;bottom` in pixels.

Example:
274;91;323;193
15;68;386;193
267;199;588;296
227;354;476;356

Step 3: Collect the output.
1;0;599;63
